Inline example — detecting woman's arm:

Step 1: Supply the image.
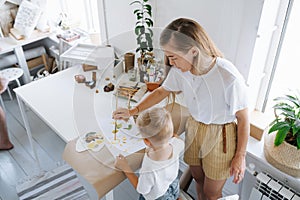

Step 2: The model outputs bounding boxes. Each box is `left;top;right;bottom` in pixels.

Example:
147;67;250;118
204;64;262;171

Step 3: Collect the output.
230;108;249;184
131;86;171;115
113;86;171;120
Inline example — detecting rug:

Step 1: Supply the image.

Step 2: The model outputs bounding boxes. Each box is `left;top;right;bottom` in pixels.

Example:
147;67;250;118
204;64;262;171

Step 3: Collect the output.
16;164;90;200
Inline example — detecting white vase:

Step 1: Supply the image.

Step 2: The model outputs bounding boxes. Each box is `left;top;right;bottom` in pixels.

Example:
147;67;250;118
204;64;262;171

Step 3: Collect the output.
264;132;300;177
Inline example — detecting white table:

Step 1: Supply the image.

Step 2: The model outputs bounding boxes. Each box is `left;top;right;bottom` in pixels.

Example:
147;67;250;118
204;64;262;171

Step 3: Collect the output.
14;65;139;199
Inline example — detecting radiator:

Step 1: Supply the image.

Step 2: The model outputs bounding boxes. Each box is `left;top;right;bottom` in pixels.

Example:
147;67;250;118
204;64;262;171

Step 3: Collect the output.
249;172;300;200
240;154;300;200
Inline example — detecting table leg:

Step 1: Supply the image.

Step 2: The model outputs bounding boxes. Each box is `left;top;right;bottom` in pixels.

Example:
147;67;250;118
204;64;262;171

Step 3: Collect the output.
14;46;31;84
16;94;41;170
6;86;13;100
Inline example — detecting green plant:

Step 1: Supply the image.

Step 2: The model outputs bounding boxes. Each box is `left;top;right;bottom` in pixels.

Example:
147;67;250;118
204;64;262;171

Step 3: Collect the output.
268;93;300;149
130;0;154;56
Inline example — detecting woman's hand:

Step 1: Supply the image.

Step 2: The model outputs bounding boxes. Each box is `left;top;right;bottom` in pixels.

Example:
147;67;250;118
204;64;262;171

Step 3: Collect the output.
114;154;131;172
113;107;131;121
230;153;246;184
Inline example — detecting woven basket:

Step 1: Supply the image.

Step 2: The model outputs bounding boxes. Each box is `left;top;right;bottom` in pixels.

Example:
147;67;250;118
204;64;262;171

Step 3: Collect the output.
264;132;300;177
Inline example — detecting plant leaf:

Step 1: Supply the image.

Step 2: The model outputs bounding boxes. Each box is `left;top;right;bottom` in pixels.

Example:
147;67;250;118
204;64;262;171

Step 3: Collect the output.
148;28;153;37
286;94;300;107
144;5;152;16
297;134;300;149
140;41;148;49
130;1;142;6
137;13;143;20
273;103;293;112
274;126;290;146
140;26;145;34
135;26;141;35
274;95;300;107
145;33;152;41
292;119;300;135
145;18;154;26
133;9;141;15
269;118;278;127
268;121;290;133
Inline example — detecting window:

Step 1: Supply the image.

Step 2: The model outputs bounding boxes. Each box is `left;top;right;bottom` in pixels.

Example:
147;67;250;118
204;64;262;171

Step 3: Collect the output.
250;0;299;113
47;0;101;43
264;0;300;111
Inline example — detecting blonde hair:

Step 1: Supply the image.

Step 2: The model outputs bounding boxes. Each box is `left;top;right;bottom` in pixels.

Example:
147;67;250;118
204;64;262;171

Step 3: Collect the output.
136;107;173;144
160;18;223;71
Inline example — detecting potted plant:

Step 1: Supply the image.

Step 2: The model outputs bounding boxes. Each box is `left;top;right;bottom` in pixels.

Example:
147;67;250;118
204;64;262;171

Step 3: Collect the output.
130;0;154;58
264;93;300;177
130;0;158;84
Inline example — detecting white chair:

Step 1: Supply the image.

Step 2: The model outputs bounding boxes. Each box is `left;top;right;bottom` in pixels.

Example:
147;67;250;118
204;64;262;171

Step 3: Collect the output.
0;67;24;110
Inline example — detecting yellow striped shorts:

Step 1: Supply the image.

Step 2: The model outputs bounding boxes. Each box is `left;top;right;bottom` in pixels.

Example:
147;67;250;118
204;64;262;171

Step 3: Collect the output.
184;116;237;180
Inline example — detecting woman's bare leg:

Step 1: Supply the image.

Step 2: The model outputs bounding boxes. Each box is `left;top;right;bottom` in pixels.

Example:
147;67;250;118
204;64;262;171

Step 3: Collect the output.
0;107;13;150
203;177;226;200
190;165;206;200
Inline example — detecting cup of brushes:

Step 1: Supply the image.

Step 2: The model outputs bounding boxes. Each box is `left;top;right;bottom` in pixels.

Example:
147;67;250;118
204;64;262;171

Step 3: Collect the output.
144;65;164;92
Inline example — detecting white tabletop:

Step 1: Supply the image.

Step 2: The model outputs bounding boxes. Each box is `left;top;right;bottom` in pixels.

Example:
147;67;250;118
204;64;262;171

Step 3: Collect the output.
14;65;94;142
13;64;136;144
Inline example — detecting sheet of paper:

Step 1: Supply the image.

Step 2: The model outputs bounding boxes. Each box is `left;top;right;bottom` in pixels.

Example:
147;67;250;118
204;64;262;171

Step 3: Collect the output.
75;131;105;152
98;117;145;157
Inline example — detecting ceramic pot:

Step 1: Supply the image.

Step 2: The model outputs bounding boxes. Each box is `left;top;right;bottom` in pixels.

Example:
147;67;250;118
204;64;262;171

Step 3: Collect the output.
145;79;163;92
264;132;300;177
124;52;135;73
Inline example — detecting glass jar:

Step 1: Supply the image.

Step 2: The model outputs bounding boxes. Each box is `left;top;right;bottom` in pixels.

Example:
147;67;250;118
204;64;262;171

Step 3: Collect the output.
128;67;137;81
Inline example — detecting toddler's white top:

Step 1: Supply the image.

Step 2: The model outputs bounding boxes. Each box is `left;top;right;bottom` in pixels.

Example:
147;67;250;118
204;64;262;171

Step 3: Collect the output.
137;137;184;200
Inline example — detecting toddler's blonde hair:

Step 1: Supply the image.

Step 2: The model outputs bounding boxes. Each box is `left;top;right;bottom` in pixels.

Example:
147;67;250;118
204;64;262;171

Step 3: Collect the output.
136;107;173;144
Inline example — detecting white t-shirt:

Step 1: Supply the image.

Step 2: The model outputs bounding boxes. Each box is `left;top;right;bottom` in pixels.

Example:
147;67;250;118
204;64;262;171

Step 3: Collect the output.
136;137;184;200
162;57;248;124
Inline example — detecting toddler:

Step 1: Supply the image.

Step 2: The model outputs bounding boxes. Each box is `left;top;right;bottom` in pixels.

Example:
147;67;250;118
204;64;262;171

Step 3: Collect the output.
114;107;184;200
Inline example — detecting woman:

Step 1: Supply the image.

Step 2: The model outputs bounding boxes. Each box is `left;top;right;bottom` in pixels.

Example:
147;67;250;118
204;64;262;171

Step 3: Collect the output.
113;18;249;200
0;76;14;150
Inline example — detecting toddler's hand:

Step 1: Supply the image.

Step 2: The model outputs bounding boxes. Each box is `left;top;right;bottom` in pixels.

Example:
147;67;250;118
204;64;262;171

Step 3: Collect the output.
114;154;130;171
113;108;130;121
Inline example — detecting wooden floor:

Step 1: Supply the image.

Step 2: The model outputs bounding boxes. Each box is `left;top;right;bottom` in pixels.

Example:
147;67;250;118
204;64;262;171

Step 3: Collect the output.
0;91;140;200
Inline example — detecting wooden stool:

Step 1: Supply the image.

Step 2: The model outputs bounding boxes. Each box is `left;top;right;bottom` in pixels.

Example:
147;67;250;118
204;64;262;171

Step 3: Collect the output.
0;67;24;102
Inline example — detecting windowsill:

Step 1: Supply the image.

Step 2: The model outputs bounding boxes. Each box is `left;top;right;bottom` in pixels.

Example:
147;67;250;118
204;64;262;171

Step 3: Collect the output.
249;110;273;141
248;110;300;192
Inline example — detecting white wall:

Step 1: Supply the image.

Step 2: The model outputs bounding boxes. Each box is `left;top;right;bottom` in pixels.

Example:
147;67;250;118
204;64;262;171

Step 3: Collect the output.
98;0;264;80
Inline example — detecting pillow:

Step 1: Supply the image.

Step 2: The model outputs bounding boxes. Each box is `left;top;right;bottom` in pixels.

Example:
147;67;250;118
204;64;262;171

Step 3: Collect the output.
0;3;18;37
13;0;41;38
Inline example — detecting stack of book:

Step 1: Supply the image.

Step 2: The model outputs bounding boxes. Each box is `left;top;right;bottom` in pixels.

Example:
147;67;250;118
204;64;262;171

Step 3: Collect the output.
56;30;80;42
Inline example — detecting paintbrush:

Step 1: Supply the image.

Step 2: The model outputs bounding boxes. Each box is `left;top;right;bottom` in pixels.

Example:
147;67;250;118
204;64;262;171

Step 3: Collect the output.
114;91;118;140
127;92;132;109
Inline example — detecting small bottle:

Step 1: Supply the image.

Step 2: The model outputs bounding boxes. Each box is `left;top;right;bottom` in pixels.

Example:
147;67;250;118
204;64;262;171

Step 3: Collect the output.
128;67;137;81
